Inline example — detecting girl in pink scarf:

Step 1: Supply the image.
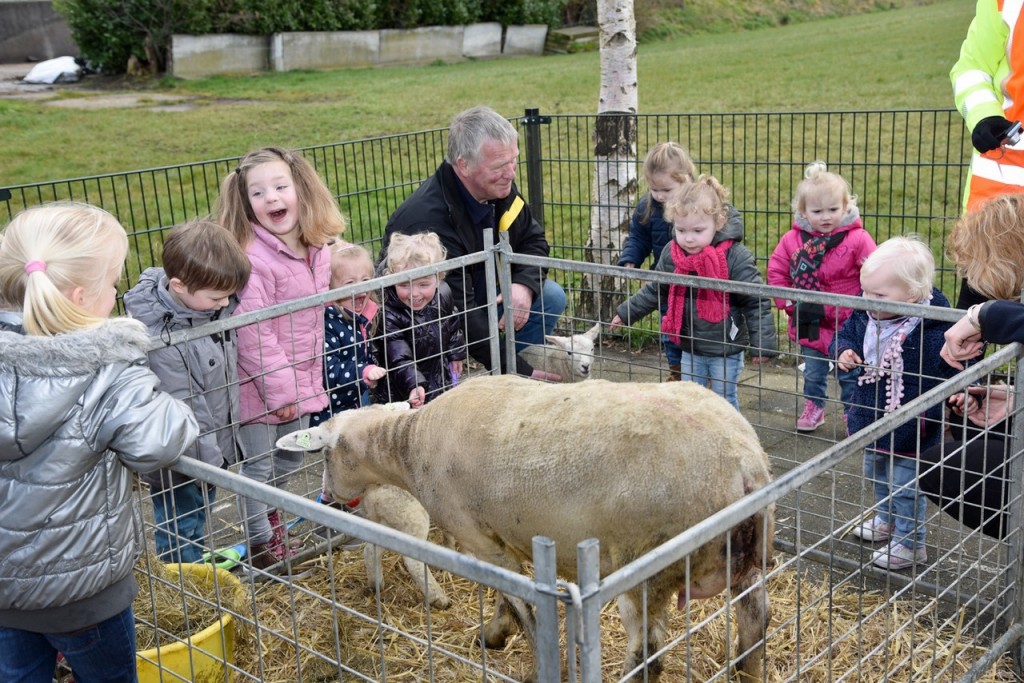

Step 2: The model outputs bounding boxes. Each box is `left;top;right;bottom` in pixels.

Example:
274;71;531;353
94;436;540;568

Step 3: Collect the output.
611;176;778;410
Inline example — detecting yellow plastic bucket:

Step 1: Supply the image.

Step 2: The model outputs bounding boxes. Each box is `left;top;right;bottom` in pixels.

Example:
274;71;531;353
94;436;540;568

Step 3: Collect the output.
136;563;241;683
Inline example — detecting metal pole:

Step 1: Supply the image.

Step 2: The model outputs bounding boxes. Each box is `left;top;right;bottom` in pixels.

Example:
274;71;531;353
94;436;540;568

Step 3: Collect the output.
533;537;560;683
496;228;518;371
1008;295;1024;674
482;228;503;376
520;108;551;227
576;538;602;682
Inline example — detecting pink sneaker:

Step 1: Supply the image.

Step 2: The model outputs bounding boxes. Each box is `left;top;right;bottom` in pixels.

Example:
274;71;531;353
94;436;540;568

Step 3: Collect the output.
872;540;927;570
797;400;825;432
851;515;893;542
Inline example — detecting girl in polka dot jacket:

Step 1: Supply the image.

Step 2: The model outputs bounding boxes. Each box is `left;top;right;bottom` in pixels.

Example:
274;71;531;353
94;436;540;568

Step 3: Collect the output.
311;241;387;510
311;241;387;427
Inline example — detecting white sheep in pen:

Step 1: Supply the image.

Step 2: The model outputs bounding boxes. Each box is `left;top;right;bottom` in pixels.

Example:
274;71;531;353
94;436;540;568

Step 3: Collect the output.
278;375;774;682
517;322;601;382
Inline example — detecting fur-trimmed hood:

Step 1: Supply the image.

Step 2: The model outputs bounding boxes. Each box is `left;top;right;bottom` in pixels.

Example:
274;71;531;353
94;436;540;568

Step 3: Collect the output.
0;314;151;458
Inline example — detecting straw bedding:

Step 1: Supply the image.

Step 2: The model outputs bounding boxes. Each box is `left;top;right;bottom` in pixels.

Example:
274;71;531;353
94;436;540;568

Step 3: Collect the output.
131;534;1020;683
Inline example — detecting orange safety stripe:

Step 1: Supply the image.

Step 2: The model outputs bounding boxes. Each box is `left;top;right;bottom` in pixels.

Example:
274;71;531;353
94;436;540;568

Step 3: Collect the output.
1003;0;1024;122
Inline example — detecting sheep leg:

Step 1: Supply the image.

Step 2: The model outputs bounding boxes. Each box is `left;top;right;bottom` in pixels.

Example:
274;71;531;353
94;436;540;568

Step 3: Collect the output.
400;554;451;609
732;571;770;681
363;543;385;594
617;585;669;681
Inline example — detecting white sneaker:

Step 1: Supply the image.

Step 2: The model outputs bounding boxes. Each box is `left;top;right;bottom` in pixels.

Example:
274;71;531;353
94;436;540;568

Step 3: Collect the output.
851;515;894;542
872;541;927;570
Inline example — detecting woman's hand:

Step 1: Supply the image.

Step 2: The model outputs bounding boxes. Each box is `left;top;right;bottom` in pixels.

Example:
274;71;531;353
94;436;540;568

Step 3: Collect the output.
941;313;985;370
949;385;1013;427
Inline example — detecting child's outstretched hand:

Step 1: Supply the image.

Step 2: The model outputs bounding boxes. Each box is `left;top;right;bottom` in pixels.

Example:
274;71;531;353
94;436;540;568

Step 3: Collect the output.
609;314;624;333
837;349;861;373
449;360;463;377
272;404;297;421
408;386;426;408
362;364;387;388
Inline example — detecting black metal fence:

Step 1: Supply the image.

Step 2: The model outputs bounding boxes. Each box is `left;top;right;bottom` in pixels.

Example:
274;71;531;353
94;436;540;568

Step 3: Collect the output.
0;108;971;296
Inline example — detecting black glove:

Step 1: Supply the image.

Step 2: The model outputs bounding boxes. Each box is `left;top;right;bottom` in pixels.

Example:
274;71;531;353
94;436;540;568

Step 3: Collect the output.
972;116;1015;153
794;301;825;341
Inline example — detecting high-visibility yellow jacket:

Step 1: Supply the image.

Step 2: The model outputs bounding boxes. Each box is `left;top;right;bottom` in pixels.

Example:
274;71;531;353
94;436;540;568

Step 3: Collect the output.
951;0;1024;212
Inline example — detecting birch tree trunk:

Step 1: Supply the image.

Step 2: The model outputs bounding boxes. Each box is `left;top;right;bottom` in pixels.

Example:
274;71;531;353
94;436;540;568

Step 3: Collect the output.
578;0;638;324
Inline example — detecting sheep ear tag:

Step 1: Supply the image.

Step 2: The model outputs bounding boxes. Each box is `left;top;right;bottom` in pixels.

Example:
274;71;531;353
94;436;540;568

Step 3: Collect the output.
276;430;314;451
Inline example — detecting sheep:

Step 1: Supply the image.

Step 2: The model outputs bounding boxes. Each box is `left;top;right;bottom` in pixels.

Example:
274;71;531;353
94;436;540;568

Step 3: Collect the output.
360;484;451;609
277;375;774;682
517;321;601;382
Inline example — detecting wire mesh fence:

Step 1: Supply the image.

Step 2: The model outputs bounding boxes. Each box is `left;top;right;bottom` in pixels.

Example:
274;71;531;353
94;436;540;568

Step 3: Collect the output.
113;244;1024;683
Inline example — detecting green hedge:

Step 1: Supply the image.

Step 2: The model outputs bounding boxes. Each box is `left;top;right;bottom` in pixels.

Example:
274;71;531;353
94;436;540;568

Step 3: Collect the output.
55;0;567;74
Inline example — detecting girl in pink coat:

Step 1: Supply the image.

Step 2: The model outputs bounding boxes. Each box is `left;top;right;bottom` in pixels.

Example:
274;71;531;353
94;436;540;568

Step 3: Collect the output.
767;161;877;433
217;147;347;571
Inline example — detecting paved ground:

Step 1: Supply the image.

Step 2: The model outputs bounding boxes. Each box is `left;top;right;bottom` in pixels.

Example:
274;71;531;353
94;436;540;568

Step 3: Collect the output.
0;61;195;109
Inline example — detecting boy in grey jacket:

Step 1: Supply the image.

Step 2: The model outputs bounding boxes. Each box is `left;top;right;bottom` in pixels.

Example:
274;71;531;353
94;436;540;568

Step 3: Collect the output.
124;219;251;563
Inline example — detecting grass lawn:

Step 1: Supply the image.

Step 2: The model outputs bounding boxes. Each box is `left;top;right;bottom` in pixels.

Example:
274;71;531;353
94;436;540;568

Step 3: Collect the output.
1;0;973;186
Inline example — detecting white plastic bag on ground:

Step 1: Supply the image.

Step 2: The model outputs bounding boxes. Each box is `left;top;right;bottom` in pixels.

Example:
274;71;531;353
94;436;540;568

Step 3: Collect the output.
23;56;84;84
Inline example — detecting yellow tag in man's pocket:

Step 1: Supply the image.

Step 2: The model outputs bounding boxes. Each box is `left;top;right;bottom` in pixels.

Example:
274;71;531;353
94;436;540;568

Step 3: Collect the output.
497;196;524;232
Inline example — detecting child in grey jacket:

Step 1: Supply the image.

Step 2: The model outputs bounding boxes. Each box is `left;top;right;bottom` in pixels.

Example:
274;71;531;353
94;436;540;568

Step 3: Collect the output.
124;219;251;564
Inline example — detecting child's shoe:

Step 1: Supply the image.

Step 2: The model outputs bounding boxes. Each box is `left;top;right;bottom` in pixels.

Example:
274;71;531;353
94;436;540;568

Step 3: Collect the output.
666;365;682;382
267;509;301;554
248;541;287;571
851;515;893;542
796;400;825;432
871;540;927;570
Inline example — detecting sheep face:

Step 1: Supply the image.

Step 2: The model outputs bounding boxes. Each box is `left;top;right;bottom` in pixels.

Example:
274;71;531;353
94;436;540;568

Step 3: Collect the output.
276;401;412;500
528;321;598;378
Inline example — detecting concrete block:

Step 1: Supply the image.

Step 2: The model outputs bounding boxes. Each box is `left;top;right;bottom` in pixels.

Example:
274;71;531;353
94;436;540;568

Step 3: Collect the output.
379;26;463;66
0;1;77;62
503;24;549;56
462;22;502;59
171;34;269;79
272;31;379;71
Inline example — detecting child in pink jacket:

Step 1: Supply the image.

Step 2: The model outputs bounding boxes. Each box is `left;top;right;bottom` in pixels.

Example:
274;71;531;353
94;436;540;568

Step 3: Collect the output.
216;146;346;571
767;161;876;433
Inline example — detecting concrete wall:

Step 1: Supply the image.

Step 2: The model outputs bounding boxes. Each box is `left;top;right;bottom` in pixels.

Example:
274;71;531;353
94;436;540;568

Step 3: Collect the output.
172;23;547;79
170;34;269;80
0;1;78;63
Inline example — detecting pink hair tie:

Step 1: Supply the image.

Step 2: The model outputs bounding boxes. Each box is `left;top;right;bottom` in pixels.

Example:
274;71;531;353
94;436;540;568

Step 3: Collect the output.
24;260;47;275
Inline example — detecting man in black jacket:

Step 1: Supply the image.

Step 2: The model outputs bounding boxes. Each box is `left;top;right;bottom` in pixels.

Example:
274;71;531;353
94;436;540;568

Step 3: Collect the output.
380;105;566;379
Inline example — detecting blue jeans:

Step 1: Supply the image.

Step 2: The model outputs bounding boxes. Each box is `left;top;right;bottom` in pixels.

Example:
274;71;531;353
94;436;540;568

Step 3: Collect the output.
152;481;214;564
801;346;857;408
662;336;682;367
864;449;927;549
679;349;745;411
499;278;567;352
0;606;137;683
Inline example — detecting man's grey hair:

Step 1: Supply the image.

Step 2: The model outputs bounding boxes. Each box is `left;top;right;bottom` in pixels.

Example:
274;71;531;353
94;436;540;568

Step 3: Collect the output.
446;105;519;167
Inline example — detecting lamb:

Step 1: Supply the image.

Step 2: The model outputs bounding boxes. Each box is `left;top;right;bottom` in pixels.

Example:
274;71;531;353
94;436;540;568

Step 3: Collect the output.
517;321;601;382
277;375;774;682
360;485;451;609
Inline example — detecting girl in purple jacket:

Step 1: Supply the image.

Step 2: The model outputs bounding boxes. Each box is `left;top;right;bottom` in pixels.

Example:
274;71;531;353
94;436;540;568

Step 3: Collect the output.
767;161;877;433
216;147;347;571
